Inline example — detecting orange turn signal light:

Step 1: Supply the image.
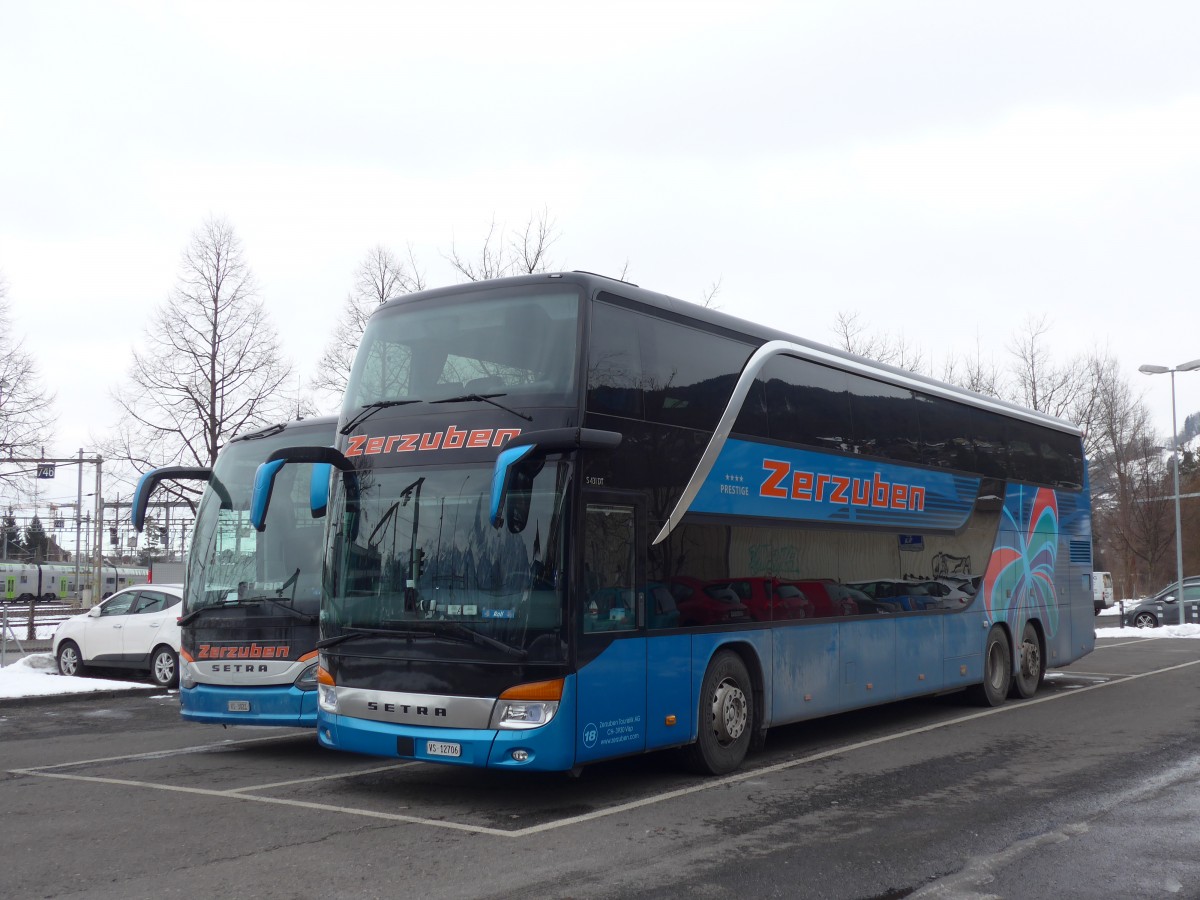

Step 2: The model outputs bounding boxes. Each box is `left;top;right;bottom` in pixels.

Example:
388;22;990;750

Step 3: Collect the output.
498;678;564;701
316;665;335;686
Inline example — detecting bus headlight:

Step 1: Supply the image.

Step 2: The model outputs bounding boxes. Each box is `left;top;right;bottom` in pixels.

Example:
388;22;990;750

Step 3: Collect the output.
490;700;559;730
489;678;563;730
316;664;337;712
294;662;319;691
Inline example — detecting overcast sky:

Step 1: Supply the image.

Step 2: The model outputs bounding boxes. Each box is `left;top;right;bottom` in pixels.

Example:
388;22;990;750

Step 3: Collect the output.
3;0;1200;514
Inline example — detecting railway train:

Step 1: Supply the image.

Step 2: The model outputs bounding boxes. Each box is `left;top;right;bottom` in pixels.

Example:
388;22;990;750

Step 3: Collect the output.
0;561;149;603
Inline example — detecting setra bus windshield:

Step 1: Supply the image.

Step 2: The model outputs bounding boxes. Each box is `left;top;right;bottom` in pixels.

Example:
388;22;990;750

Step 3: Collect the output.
185;430;326;616
325;462;570;661
343;285;581;411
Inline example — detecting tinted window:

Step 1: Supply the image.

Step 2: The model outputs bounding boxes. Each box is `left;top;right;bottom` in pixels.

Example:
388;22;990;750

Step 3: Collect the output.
1006;419;1048;484
731;377;769;438
763;357;852;451
586;299;756;430
643;317;753;430
586;302;644;419
1041;428;1085;487
847;375;921;462
346;287;580;408
967;406;1009;479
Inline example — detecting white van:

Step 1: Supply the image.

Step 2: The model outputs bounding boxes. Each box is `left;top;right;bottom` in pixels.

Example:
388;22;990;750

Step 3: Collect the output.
1092;571;1114;615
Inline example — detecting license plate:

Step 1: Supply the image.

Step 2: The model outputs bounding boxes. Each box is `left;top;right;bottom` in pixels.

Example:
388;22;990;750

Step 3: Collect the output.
226;700;251;712
426;740;461;758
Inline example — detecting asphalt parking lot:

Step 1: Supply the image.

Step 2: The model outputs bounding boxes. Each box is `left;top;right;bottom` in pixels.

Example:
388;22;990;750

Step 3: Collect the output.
5;633;1200;899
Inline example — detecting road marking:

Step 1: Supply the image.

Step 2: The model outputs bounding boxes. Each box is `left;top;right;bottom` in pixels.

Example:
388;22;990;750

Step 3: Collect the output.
19;732;308;771
1093;636;1159;648
11;655;1200;838
226;762;419;793
7;769;516;836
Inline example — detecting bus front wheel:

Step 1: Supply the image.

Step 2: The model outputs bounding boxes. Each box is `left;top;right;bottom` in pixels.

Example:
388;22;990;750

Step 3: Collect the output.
682;650;753;775
967;626;1011;707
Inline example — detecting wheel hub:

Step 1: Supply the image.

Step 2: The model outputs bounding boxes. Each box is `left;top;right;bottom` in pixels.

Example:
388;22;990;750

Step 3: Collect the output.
1021;640;1041;679
711;678;748;745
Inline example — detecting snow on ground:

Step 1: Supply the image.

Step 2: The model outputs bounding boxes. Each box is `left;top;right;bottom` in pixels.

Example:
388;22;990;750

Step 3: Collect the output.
1096;623;1200;639
0;652;153;700
2;606;1197;702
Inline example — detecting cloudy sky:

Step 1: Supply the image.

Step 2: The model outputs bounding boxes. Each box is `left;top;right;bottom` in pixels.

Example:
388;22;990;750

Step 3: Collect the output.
2;0;1200;515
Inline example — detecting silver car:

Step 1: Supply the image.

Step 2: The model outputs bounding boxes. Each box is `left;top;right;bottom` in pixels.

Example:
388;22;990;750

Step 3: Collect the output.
1122;579;1200;629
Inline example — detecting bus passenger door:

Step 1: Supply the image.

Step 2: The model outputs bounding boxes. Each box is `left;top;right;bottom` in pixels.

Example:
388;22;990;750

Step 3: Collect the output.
574;495;646;764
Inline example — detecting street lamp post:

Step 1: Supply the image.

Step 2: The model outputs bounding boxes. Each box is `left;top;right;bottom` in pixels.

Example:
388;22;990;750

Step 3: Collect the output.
1139;359;1200;623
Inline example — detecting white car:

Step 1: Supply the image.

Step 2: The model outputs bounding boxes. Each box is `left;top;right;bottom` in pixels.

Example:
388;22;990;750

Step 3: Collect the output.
52;584;183;688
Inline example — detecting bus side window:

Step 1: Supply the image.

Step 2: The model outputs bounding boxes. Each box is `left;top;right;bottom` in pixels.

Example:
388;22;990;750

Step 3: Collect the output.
583;504;637;634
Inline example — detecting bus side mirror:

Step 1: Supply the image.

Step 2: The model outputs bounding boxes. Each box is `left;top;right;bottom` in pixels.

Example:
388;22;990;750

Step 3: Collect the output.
251;459;287;532
131;466;212;532
489;445;536;529
250;446;355;532
488;428;621;530
310;463;333;519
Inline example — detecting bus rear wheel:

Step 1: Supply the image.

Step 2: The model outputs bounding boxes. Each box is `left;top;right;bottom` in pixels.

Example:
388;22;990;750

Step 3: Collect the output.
967;626;1011;707
682;650;753;775
1010;622;1044;699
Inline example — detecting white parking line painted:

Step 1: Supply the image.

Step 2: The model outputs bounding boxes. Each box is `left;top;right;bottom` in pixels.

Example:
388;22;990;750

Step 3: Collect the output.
1048;672;1122;679
11;656;1200;839
226;762;419;793
20;732;308;771
7;769;516;837
1092;637;1158;648
507;656;1200;838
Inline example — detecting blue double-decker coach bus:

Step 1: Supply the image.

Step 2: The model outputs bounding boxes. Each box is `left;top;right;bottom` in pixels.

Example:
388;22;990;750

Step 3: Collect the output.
134;416;336;727
254;272;1095;774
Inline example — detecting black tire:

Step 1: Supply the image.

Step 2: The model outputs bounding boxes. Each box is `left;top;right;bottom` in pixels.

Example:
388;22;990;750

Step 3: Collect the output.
967;626;1011;707
56;640;89;678
1133;611;1158;629
150;645;179;688
682;650;754;775
1010;621;1044;699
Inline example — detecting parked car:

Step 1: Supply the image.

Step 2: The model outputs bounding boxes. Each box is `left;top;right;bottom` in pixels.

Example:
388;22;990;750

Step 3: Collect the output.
847;579;943;611
1122;579;1200;628
913;579;973;607
789;579;874;616
711;577;813;621
51;583;183;687
667;577;751;626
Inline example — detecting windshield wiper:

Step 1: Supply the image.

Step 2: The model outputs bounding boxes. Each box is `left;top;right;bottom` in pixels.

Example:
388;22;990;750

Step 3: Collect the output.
317;626;402;649
319;621;527;658
340;400;420;435
425;620;528;659
430;393;533;422
179;595;317;627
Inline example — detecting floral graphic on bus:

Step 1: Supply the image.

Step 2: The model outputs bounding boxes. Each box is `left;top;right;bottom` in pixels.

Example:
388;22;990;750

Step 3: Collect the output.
983;487;1060;638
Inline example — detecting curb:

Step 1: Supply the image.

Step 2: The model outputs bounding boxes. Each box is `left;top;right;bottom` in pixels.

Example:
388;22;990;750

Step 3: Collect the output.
0;685;167;708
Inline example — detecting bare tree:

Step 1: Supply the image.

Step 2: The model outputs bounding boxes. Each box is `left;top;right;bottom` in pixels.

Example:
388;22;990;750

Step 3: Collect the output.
0;273;56;487
939;334;1005;398
830;311;926;373
106;217;293;497
700;277;723;309
444;208;561;281
311;245;425;405
1006;315;1090;419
